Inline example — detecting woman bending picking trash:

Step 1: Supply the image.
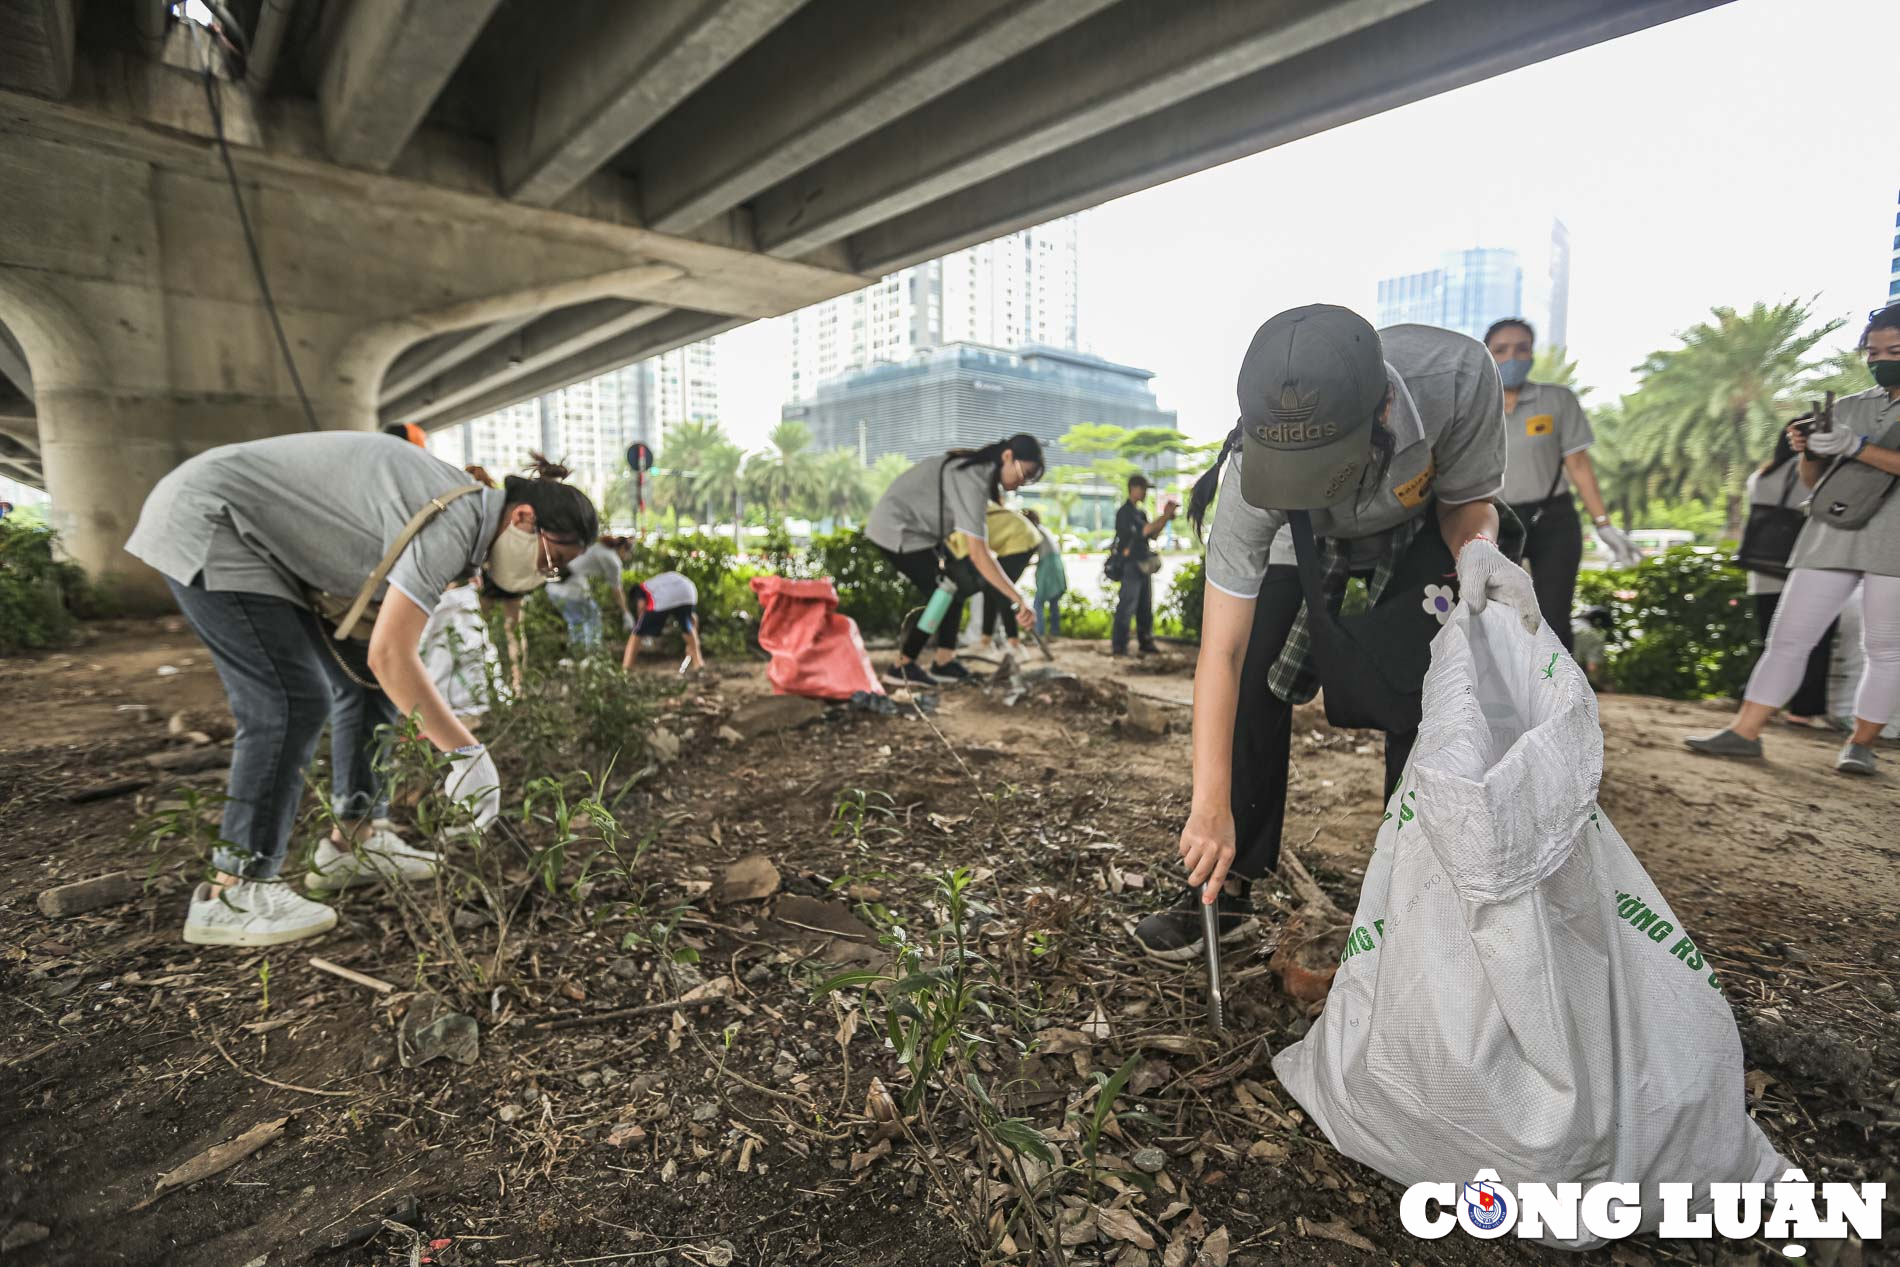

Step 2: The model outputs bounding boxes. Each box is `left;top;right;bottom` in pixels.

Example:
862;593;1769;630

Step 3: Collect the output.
1134;305;1532;960
864;436;1043;688
126;438;596;947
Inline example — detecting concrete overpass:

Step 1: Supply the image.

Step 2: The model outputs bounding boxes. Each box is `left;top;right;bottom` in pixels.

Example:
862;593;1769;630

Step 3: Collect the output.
0;0;1726;600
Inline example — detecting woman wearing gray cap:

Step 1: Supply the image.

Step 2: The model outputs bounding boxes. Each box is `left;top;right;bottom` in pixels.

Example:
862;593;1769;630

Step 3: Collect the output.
1133;305;1537;959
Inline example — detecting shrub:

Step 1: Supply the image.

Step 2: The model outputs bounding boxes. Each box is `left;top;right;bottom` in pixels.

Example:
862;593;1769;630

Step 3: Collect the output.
805;527;911;637
1163;557;1205;639
0;520;100;654
1058;588;1113;640
623;532;762;655
1575;546;1755;700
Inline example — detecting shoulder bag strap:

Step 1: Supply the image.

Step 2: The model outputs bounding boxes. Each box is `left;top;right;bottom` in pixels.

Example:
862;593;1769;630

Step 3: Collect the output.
331;484;486;640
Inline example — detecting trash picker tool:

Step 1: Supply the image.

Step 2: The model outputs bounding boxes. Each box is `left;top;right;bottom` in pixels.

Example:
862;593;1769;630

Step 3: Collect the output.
1201;882;1227;1035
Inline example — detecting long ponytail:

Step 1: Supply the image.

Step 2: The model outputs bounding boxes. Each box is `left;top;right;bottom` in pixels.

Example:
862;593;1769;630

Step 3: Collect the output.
1187;423;1243;541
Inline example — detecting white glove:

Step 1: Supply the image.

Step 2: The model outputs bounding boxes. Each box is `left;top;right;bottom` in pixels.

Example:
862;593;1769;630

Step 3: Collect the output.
444;744;501;830
622;610;636;633
1593;521;1641;568
1806;427;1865;458
1456;537;1541;634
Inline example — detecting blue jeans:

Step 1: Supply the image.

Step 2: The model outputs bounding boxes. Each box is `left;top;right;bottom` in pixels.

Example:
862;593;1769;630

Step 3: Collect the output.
1035;597;1062;638
167;579;399;878
1112;571;1153;653
551;592;603;649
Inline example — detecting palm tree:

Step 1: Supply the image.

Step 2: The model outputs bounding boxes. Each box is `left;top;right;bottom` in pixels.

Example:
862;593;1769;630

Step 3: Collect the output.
697;440;746;534
1531;345;1588;399
1621;300;1840;537
746;420;821;524
866;452;909;502
809;448;872;527
1801;347;1876;402
654;420;729;527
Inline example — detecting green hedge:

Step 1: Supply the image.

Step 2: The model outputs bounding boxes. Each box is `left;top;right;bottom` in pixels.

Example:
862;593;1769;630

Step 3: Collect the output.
1163;557;1205;639
1575;546;1755;700
805;528;912;637
0;521;112;654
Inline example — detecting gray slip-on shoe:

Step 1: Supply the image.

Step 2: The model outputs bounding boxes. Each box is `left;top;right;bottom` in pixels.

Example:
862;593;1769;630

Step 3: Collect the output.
1684;728;1763;758
1835;741;1879;776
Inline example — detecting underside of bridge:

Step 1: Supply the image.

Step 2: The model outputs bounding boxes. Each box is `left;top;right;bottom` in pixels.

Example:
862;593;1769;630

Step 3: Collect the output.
0;0;1725;600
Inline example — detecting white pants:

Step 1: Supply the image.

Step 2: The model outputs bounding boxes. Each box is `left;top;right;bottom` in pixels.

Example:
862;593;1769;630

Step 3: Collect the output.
1745;569;1900;725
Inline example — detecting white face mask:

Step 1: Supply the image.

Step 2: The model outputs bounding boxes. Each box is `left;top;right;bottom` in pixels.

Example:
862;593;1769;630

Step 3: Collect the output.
486;524;549;593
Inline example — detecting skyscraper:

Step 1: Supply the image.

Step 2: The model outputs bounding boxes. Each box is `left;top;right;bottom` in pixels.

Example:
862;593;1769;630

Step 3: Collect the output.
429;342;720;511
1377;228;1575;349
1546;219;1571;350
788;218;1080;401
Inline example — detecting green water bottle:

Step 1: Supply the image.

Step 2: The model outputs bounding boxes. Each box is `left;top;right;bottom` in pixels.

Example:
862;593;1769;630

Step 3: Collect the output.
915;576;958;635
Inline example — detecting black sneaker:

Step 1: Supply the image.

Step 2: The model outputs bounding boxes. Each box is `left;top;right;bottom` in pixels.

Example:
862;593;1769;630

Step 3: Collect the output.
929;659;974;683
883;662;940;688
1132;885;1260;962
1138;642;1161;656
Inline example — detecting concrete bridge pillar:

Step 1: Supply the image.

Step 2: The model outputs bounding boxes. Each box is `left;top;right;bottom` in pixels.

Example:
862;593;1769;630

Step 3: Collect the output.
0;72;758;607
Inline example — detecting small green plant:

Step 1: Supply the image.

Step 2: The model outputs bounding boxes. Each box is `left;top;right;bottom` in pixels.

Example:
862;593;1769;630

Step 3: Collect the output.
829;787;897;849
814;869;1062;1259
256;958;271;1014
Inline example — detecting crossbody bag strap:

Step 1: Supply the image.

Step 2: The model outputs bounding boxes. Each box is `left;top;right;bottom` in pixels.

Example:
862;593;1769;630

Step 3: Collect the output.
330;484;486;640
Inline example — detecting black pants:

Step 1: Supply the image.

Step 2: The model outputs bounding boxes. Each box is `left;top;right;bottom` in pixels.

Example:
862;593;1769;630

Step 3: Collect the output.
977;551;1034;637
881;545;966;659
1230;566;1415;882
1753;591;1836;717
1509;494;1583;653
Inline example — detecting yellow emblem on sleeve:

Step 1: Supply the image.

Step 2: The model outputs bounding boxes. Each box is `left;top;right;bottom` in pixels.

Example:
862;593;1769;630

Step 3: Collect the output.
1391;458;1435;509
1526;414;1555;437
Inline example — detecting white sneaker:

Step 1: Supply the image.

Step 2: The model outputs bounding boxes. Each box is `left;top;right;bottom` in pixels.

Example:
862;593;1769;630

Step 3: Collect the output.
306;829;442;891
183;881;338;947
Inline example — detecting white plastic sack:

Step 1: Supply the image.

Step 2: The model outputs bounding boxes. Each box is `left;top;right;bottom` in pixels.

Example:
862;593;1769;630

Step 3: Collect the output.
1274;602;1782;1249
419;586;504;717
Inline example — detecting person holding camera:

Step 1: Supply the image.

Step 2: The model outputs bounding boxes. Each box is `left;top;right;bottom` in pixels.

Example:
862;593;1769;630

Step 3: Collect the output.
1687;303;1900;774
1111;473;1175;657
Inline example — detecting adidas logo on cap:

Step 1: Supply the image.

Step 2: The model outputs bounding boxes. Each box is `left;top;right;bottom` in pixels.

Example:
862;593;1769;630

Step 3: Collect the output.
1256;420;1340;444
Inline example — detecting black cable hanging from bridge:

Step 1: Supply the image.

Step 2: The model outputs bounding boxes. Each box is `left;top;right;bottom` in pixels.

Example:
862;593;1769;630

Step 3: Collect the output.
194;19;321;433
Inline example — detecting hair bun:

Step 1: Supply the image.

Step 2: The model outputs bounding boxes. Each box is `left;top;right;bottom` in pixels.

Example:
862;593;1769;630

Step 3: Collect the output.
525;450;572;481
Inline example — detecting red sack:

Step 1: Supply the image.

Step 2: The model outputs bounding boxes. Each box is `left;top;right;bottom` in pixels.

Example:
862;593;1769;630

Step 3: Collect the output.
749;576;884;701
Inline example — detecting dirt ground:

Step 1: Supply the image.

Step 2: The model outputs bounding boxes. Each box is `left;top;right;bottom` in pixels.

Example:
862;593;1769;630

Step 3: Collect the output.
1;621;1894;1267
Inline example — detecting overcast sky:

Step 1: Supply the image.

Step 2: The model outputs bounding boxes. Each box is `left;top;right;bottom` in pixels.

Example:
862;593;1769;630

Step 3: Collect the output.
723;0;1894;449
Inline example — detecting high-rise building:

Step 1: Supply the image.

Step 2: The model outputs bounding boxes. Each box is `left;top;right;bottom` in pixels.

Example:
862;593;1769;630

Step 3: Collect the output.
429;342;720;513
788;218;1080;401
1376;223;1570;349
785;343;1173;465
1546;219;1571;350
783;341;1175;529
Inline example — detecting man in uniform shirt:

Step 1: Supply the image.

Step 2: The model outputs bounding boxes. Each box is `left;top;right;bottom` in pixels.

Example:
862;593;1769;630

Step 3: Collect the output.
1485;318;1639;651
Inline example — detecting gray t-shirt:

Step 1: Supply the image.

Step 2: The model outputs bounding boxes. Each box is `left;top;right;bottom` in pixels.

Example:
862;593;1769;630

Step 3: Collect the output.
126;432;500;614
1501;381;1594;504
1204;323;1506;598
545;542;623;603
865;455;992;554
1786;387;1900;579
